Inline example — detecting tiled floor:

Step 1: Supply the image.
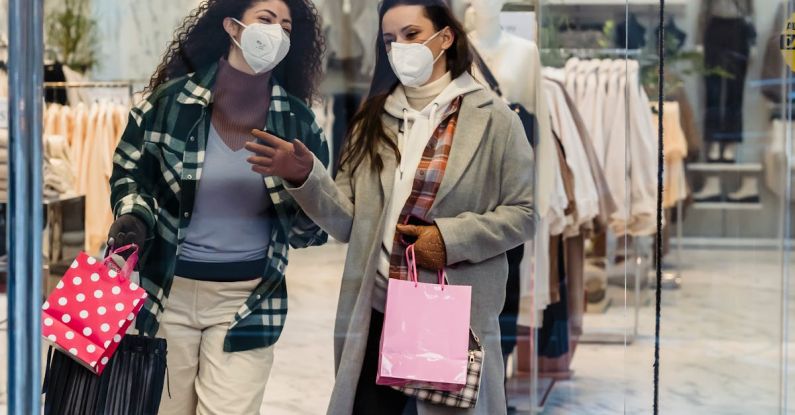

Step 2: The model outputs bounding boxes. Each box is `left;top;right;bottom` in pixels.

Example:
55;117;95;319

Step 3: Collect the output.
3;245;795;414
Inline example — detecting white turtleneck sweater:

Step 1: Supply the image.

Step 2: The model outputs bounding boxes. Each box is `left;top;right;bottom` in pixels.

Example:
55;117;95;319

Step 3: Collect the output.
404;72;452;111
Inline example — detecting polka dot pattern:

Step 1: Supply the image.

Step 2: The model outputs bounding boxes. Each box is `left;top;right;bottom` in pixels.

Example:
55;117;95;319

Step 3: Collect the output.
41;252;149;374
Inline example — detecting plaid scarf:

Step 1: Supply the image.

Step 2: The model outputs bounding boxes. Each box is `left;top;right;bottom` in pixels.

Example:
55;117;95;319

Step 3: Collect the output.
388;96;463;280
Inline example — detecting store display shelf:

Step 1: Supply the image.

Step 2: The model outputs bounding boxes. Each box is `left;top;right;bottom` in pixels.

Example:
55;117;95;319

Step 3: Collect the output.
692;202;763;210
687;163;763;173
545;0;686;6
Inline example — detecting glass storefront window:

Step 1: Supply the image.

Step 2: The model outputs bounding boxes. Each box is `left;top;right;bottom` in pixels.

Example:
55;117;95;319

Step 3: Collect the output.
3;1;795;415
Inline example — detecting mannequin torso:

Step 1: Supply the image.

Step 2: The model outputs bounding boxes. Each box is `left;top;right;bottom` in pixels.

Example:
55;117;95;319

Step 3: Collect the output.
470;31;536;109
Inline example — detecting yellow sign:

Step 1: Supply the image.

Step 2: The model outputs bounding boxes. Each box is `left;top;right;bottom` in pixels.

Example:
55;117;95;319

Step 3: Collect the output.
781;13;795;72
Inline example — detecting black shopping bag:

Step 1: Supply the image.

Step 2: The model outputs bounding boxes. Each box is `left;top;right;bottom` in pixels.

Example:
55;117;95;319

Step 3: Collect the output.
43;335;168;415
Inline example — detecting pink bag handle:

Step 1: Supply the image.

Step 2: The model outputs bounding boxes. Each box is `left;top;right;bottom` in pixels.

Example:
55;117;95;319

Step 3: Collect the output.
102;244;139;282
405;244;446;289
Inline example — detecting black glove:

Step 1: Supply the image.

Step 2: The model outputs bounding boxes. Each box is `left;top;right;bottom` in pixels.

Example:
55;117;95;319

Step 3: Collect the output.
108;214;147;251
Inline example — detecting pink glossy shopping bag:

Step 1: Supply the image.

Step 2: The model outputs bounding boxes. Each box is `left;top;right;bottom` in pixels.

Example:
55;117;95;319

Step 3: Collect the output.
376;245;472;392
41;245;148;375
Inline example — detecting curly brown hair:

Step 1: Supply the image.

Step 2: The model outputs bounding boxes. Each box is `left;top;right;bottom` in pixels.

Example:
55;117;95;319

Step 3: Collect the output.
145;0;325;102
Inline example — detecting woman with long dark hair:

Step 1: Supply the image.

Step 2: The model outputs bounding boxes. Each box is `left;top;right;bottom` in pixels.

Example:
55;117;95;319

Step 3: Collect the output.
246;0;535;413
107;0;328;413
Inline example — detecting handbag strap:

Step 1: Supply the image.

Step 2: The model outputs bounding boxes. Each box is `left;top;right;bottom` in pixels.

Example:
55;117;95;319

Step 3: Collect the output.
472;50;504;98
41;345;53;395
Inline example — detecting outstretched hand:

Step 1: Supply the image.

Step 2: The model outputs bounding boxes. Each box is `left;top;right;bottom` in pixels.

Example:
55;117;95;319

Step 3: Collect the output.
245;129;314;185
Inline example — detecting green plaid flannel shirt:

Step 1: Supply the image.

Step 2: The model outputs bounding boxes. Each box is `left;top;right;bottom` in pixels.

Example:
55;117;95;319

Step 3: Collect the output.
110;63;329;352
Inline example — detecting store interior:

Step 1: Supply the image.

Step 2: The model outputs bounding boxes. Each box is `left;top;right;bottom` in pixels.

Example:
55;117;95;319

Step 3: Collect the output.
3;0;795;414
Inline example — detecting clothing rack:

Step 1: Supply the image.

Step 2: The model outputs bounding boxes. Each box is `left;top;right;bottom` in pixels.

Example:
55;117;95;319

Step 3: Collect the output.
542;48;643;58
43;81;136;100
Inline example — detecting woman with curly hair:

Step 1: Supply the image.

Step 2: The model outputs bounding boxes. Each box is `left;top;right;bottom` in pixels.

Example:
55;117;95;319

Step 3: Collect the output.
106;1;329;413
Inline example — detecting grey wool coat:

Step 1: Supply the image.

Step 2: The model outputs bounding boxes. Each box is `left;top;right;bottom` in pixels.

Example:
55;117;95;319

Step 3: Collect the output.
287;86;536;415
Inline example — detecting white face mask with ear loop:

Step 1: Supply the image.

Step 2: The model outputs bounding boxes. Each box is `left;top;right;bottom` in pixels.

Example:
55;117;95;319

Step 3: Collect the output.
388;28;448;88
229;17;291;74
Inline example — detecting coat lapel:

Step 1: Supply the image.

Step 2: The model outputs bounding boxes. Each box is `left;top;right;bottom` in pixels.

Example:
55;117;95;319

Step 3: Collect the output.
431;90;493;211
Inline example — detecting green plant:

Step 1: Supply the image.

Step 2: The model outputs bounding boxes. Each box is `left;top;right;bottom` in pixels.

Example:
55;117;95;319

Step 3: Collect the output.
46;0;98;73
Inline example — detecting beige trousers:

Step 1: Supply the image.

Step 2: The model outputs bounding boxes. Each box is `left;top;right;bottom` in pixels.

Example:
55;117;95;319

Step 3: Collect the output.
157;277;274;415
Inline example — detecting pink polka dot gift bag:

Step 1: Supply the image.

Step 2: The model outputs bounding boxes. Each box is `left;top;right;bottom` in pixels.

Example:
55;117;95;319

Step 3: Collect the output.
41;245;147;375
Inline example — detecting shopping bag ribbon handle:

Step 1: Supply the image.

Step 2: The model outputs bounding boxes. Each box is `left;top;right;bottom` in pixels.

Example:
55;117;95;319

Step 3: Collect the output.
405;244;446;289
103;243;139;282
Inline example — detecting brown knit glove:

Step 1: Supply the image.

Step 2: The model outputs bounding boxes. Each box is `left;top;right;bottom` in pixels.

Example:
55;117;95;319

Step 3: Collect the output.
396;224;447;270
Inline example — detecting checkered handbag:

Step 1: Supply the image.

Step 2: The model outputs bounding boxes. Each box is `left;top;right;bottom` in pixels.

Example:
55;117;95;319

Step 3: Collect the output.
392;330;484;409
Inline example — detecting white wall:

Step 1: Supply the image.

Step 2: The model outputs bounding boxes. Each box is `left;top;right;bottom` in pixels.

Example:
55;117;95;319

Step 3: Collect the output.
90;0;203;81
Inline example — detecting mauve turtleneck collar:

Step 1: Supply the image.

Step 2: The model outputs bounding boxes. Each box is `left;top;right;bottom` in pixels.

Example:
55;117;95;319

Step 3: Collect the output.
211;58;272;151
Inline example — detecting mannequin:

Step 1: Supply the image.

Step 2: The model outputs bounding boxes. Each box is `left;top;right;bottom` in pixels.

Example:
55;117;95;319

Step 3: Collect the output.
697;0;755;163
469;0;558;382
468;0;554;220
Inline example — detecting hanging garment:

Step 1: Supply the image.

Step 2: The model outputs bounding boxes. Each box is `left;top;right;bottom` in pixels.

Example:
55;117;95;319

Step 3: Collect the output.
83;102;117;253
332;93;362;176
765;119;795;200
550;75;618;232
500;245;523;359
651;102;688;208
538;237;569;359
70;103;89;187
602;60;630;231
544;79;600;231
44;62;68;105
667;86;701;162
626;61;660;236
564;58;578;101
565;235;585;338
615;14;647;50
703;17;751;143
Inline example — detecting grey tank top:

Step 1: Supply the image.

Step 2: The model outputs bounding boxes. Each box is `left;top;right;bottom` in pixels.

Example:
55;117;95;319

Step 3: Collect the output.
179;125;274;263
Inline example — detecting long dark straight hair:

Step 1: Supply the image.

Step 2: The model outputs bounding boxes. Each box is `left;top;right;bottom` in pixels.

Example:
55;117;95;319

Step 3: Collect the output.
338;0;474;174
145;0;325;102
